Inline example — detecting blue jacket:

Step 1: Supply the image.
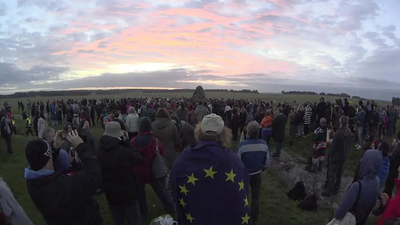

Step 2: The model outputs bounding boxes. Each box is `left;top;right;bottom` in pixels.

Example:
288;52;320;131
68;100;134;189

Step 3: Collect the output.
237;138;270;175
377;156;390;188
335;150;382;223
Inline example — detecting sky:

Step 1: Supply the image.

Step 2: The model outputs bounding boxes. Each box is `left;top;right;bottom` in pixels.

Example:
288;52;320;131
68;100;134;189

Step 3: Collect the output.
0;0;399;100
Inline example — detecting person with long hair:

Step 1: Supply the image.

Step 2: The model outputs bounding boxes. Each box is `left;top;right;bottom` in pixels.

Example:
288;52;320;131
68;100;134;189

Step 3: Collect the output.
323;116;352;197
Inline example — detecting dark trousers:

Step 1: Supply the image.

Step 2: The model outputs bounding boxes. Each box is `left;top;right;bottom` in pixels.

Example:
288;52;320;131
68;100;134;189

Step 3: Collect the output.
109;203;141;225
137;179;175;215
274;140;282;156
91;116;95;126
304;124;310;136
384;166;398;198
250;173;262;224
128;132;138;140
2;135;12;154
26;128;34;137
232;127;239;141
325;162;344;194
262;134;271;149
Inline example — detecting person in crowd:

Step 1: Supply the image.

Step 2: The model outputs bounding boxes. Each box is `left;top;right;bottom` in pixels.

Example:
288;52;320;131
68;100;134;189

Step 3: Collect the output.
388;106;396;135
333;150;382;225
296;104;305;137
355;107;366;150
131;117;176;218
126;107;140;140
323;116;352;197
152;108;180;166
375;134;387;150
224;105;233;129
112;110;126;131
42;127;71;172
352;133;376;183
260;109;273;148
25;113;35;137
254;107;264;139
377;165;400;225
0;110;13;154
231;107;241;141
194;102;210;122
325;101;332;128
179;111;197;151
97;122;143;225
37;112;47;139
237;121;270;224
378;142;390;189
176;102;189;123
271;107;287;157
33;111;39;137
170;113;251;225
332;105;342;132
384;132;400;197
303;103;312;136
305;118;328;173
288;108;297;146
24;130;103;224
77;119;97;153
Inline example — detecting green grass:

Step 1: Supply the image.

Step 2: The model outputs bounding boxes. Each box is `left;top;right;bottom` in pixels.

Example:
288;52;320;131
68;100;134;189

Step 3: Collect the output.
1;93;396;225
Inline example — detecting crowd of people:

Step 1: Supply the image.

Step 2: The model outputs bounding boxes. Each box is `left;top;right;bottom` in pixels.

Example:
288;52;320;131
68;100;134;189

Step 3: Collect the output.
0;96;399;225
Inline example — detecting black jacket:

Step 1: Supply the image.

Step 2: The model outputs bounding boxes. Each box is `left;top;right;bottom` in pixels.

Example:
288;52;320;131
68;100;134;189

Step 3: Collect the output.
97;136;143;206
26;144;103;225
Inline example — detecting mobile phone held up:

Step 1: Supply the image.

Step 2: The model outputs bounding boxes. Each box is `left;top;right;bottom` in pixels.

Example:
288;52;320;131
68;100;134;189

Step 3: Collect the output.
60;131;69;140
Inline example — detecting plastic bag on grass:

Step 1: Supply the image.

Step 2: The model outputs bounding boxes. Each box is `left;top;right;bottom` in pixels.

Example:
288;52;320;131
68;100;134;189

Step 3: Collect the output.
149;214;177;225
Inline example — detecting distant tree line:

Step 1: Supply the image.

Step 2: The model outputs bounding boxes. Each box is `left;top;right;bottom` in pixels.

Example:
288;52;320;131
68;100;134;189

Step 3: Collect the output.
281;90;363;99
393;97;400;106
0;88;260;99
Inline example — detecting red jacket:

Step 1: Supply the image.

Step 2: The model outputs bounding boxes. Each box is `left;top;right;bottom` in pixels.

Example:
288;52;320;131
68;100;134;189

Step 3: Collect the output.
131;133;165;184
378;179;400;225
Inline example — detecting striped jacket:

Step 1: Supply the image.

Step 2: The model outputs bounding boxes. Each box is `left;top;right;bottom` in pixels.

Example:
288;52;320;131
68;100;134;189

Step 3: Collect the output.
304;106;312;125
237;138;270;175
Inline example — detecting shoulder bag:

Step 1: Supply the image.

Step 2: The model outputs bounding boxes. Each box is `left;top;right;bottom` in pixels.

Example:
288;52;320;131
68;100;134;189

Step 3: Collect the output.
152;138;170;179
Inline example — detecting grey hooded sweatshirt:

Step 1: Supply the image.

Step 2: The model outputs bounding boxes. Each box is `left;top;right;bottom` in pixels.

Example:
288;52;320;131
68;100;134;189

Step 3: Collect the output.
335;150;382;224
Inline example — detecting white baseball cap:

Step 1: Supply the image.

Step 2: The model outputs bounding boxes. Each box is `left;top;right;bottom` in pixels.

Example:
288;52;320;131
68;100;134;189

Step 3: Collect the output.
201;114;224;135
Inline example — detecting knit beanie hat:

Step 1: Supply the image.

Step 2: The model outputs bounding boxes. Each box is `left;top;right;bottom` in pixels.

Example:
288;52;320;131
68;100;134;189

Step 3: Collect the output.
139;117;152;132
25;139;52;171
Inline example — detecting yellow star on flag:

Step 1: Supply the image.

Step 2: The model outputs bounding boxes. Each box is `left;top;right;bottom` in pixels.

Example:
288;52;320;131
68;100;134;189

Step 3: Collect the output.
186;213;195;223
225;169;236;183
244;196;249;207
204;166;217;179
241;213;250;224
238;180;245;191
179;185;189;196
179;198;186;208
186;173;199;186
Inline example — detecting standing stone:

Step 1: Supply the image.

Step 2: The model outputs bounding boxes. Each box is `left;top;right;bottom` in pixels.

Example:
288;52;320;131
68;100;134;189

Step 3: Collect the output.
192;86;206;101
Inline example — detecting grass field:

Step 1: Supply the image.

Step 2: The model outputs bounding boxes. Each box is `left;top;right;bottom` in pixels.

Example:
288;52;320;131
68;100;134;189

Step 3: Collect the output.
0;92;396;225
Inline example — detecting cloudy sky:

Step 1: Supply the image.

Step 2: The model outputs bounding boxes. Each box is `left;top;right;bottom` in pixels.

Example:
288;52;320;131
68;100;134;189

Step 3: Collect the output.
0;0;399;100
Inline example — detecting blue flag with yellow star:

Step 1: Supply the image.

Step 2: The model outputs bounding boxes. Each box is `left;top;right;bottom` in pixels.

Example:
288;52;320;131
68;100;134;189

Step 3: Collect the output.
170;141;252;225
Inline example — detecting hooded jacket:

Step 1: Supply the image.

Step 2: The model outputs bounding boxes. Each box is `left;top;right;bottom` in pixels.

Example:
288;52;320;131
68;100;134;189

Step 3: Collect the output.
25;144;103;225
152;118;180;166
335;150;382;223
0;178;33;225
194;105;210;122
97;136;143;206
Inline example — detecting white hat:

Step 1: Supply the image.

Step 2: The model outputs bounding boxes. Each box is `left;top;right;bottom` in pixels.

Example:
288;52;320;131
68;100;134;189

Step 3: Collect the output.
201;114;224;135
104;122;124;138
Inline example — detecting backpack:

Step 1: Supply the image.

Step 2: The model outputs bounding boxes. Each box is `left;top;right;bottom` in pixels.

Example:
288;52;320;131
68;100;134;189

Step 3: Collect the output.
298;193;317;211
287;181;306;201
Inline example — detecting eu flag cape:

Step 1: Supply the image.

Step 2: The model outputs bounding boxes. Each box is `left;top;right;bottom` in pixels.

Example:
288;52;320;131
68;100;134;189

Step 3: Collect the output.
170;141;252;225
